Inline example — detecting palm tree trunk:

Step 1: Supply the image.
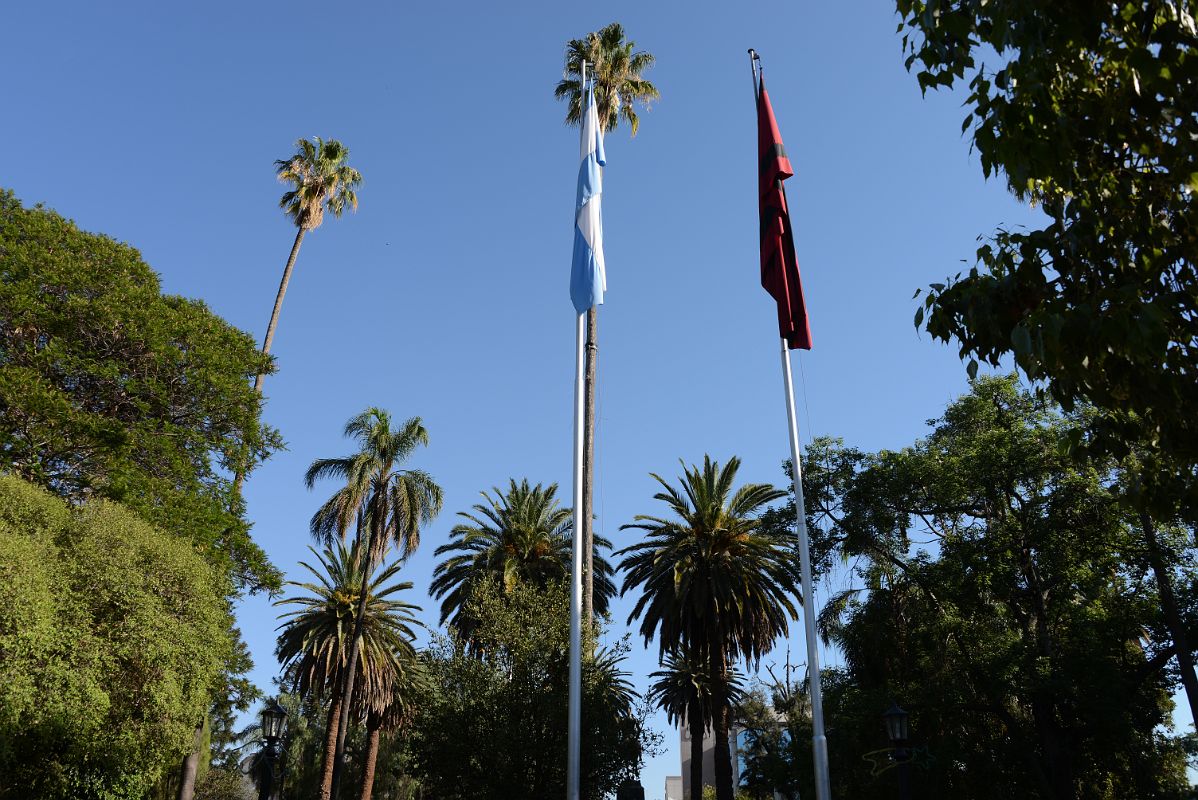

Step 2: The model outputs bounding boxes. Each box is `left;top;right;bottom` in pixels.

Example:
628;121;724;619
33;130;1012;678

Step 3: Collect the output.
232;227;306;501
254;227;306;395
320;682;345;800
688;712;705;800
582;307;597;627
712;652;734;800
1143;512;1198;724
358;717;383;800
175;718;205;800
330;547;376;799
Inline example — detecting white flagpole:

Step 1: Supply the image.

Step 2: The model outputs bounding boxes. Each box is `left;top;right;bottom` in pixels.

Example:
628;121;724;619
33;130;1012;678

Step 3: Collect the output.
780;337;831;800
566;62;587;800
751;47;831;800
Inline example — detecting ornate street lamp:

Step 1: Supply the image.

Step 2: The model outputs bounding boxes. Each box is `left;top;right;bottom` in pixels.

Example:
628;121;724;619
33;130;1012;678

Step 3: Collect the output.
882;702;911;800
882;702;909;745
261;698;289;744
258;698;289;800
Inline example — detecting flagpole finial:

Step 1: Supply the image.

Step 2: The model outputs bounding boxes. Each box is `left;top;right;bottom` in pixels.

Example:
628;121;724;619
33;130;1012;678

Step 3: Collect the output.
748;48;761;99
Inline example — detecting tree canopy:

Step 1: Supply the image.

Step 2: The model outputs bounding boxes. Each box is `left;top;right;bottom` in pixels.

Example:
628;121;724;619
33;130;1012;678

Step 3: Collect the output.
430;478;616;636
0;189;281;591
410;579;657;800
759;376;1193;799
899;1;1198;515
554;22;660;136
0;476;231;799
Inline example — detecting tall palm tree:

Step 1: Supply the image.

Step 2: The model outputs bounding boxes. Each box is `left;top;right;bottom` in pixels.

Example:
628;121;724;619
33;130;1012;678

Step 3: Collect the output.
256;137;362;395
554;23;659;624
305;408;442;800
429;478;616;636
180;137;361;800
648;649;745;800
275;542;423;800
618;455;799;800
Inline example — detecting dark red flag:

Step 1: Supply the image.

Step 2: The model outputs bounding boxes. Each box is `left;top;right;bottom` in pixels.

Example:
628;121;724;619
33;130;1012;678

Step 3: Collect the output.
757;76;812;350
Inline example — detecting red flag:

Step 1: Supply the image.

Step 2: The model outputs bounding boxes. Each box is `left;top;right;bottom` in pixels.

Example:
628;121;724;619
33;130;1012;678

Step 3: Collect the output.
757;76;812;350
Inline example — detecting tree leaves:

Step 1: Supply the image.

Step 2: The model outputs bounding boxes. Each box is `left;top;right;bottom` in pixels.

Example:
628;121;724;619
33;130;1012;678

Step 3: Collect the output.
0;189;282;593
762;378;1193;797
0;477;230;798
900;1;1198;517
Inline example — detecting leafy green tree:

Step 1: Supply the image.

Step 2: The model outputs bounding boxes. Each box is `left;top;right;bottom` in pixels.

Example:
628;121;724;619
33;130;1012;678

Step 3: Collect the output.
734;665;810;800
410;579;658;800
647;649;744;800
618;456;799;800
771;377;1192;799
554;22;659;623
303;408;442;800
208;636;263;771
257;138;362;394
192;769;251;800
429;478;616;636
898;1;1198;516
0;476;230;799
275;542;422;800
0;188;281;592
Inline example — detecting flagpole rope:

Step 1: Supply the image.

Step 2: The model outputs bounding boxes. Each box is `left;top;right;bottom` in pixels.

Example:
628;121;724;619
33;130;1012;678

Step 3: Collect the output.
797;352;853;672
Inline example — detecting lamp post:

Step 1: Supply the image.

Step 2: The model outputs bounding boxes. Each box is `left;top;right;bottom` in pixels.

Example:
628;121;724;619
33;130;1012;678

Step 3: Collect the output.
883;702;911;800
258;698;289;800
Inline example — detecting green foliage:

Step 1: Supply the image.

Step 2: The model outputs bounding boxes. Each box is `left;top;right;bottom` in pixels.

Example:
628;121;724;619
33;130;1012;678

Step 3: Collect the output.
430;478;617;635
0;477;231;799
276;137;362;231
554;23;660;135
765;377;1192;798
410;579;658;800
208;635;263;770
620;456;795;800
193;769;251;800
0;189;282;591
618;455;796;666
735;672;808;800
276;542;423;714
647;649;743;736
701;787;750;800
898;1;1198;515
305;408;443;563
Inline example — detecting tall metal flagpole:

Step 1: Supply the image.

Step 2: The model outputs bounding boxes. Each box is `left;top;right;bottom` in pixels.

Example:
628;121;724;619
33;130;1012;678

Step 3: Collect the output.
751;49;832;800
780;339;831;800
567;62;587;800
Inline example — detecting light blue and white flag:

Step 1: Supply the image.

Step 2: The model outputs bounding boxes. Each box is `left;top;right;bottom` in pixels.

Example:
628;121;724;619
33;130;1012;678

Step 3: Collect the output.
570;83;606;314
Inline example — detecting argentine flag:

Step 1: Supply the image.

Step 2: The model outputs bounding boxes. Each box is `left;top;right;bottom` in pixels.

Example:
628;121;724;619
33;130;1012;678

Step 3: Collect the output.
570;83;606;314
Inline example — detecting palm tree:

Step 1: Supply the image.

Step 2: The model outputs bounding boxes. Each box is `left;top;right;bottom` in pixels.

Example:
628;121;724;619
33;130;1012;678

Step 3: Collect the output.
554;23;660;136
179;137;361;800
256;137;362;395
304;408;442;800
554;23;659;624
357;660;431;800
429;478;616;636
275;542;423;800
618;455;799;800
648;649;745;800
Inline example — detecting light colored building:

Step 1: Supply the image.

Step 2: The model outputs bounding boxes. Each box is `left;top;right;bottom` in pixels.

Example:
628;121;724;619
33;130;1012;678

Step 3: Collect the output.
664;775;683;800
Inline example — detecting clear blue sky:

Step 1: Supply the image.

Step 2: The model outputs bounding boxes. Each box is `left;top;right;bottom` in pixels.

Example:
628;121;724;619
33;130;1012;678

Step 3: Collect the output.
0;1;1094;795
